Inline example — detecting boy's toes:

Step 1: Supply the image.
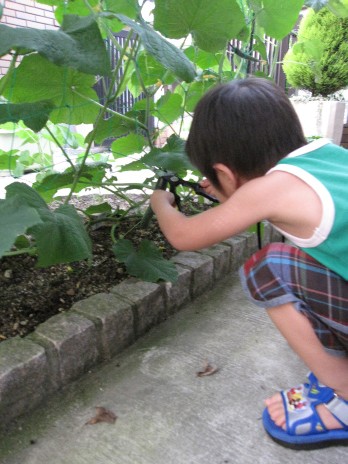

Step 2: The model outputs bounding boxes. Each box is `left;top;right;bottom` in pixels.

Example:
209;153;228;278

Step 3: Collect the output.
264;392;282;406
265;393;286;429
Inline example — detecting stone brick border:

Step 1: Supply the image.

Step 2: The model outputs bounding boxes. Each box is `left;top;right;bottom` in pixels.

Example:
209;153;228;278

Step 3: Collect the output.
0;225;281;429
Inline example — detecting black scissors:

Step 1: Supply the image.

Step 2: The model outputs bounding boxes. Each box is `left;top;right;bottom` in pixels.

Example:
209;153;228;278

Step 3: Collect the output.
154;173;219;210
146;173;263;249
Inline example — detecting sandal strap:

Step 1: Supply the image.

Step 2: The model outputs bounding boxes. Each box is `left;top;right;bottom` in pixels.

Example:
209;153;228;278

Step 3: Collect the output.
281;380;348;436
307;372;348;426
281;387;325;435
326;394;348;427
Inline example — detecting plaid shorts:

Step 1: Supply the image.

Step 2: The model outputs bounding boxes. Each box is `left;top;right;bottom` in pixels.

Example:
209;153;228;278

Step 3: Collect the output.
239;242;348;356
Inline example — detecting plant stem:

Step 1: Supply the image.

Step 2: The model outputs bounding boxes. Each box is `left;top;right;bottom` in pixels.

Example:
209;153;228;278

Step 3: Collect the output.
70;89;149;133
246;15;255;75
3;247;36;257
268;40;280;80
129;39;155;149
140;204;154;228
44;125;76;170
218;49;226;83
64;30;137;203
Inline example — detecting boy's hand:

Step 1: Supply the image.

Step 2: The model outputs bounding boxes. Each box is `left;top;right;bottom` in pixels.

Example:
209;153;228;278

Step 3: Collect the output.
150;189;176;211
199;178;215;196
199;178;228;203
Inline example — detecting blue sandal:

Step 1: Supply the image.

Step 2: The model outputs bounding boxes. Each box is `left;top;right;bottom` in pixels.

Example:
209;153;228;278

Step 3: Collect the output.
262;373;348;450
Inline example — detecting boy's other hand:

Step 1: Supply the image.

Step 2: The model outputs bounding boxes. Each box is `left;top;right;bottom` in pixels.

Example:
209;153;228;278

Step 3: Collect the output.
199;179;228;203
199;178;214;194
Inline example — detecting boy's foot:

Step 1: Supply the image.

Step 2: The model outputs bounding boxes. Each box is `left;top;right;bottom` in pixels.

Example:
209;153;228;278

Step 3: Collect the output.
265;392;344;431
262;373;348;449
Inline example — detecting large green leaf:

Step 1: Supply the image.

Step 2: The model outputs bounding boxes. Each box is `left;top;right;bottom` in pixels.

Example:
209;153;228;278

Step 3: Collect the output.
99;0;141;34
50;0;99;24
30;204;92;267
104;0;139;18
84;202;113;216
111;133;148;157
151;92;183;125
5;181;92;266
121;135;194;176
0;101;55;132
251;0;304;40
252;35;268;61
0;195;42;257
139;151;192;176
153;0;245;52
49;0;139;33
33;164;108;202
113;239;178;282
131;51;176;88
1;54;99;124
184;46;228;72
178;80;216;112
0;149;19;171
114;14;196;83
6;181;49;211
89;113;139;145
0;14;110;76
44;123;85;149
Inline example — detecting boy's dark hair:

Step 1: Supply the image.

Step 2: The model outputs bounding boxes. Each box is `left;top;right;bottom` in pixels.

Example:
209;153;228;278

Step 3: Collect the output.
186;77;307;187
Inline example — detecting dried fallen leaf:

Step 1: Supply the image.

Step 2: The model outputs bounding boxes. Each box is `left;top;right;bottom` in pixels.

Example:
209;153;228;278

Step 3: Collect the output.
196;361;219;377
85;407;117;425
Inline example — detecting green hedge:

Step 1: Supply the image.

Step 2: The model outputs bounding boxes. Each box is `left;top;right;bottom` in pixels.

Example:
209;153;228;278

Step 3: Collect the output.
283;8;348;96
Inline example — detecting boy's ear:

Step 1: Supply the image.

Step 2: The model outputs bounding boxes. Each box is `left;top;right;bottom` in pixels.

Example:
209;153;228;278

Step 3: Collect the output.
213;163;237;183
213;163;245;190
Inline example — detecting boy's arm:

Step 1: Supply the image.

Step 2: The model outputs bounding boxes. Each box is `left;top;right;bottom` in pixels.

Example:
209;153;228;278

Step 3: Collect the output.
151;170;323;251
150;182;267;251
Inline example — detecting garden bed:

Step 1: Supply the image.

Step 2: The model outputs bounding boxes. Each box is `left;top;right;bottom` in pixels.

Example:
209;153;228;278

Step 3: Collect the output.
0;194;176;342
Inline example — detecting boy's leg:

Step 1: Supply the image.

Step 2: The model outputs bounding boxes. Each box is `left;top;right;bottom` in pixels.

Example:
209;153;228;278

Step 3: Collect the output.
265;302;348;431
239;242;348;435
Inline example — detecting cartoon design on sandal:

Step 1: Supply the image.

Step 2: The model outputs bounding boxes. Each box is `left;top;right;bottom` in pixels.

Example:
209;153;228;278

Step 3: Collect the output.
263;373;348;449
286;386;307;411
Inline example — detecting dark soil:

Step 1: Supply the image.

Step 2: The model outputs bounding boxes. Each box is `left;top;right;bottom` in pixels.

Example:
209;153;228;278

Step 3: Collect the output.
0;195;178;343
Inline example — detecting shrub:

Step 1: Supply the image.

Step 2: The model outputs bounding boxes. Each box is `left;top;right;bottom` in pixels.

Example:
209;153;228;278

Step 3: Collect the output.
283;7;348;96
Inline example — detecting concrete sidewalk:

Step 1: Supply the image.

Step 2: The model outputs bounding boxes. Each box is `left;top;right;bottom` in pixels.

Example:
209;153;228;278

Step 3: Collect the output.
0;273;345;464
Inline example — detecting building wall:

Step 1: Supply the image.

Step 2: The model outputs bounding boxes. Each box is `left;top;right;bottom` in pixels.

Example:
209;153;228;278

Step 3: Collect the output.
0;0;58;75
341;124;348;149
